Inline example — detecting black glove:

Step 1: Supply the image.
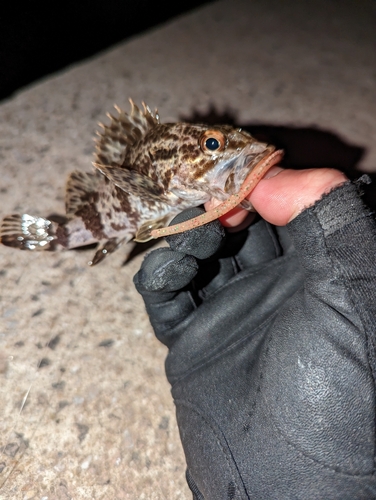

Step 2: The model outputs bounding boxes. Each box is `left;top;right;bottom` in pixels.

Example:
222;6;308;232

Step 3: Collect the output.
134;181;376;500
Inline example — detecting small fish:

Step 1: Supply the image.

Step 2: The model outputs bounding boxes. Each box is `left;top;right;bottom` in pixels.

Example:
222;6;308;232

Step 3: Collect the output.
0;100;282;265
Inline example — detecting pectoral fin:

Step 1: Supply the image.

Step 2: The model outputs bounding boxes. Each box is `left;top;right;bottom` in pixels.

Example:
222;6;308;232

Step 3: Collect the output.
134;216;173;243
93;164;166;202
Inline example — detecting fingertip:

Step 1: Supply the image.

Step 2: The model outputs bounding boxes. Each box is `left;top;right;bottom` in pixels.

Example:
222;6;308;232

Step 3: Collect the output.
135;248;198;292
249;168;348;225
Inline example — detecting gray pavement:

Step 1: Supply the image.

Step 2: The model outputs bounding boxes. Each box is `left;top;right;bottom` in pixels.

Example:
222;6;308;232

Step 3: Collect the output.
0;1;375;498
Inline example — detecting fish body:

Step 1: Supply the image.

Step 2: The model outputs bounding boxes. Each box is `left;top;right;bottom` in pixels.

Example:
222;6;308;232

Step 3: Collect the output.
1;101;275;265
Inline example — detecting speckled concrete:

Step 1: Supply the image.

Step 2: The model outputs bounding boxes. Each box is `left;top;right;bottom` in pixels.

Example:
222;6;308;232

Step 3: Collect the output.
1;1;375;498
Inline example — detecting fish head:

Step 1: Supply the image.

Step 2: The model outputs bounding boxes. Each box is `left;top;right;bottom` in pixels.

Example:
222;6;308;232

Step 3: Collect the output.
163;123;275;204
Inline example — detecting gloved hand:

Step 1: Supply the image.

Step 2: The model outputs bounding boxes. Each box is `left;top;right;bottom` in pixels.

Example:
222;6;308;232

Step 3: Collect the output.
134;168;376;499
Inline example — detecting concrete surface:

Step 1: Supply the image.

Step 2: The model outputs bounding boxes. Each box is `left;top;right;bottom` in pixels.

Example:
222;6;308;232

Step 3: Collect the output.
0;0;375;498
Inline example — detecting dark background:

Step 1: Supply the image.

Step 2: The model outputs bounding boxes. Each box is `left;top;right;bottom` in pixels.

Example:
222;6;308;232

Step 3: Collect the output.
0;1;211;102
1;1;375;209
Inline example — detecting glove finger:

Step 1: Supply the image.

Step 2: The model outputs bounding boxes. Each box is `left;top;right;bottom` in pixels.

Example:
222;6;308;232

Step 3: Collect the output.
165;207;226;260
133;247;198;345
164;208;240;299
135;247;198;293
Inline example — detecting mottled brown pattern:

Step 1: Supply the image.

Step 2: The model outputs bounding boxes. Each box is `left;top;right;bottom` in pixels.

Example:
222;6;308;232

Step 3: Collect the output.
0;101;275;264
189;158;216;180
115;187;136;220
111;222;126;231
55;225;69;249
75;201;104;240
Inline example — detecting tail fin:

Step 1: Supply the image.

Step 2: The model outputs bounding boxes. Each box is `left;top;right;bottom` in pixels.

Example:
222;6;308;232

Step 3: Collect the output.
0;214;57;251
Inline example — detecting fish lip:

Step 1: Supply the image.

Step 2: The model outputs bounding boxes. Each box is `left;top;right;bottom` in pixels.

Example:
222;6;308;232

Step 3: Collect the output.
233;143;276;189
207;142;275;199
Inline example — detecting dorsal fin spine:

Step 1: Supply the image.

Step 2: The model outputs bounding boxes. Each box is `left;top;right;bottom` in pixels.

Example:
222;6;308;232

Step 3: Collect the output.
93;100;159;167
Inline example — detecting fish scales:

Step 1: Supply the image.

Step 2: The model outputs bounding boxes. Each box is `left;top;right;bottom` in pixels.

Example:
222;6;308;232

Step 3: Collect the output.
0;100;280;265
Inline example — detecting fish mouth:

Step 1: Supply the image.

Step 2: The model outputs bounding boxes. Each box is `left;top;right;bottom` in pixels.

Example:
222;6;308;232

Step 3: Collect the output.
206;142;275;200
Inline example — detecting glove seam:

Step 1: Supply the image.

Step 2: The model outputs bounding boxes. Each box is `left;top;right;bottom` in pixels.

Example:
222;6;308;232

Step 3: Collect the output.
175;398;250;499
311;180;373;237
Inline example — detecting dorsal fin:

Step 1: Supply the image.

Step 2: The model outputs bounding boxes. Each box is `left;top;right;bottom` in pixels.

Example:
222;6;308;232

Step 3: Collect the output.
94;99;159;167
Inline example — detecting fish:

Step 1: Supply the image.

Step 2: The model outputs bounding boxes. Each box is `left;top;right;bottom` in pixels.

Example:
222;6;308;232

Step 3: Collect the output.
0;100;283;265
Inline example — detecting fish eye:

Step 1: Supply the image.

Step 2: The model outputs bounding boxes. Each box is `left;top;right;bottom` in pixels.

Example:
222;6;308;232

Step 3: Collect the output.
205;137;220;150
199;130;226;154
